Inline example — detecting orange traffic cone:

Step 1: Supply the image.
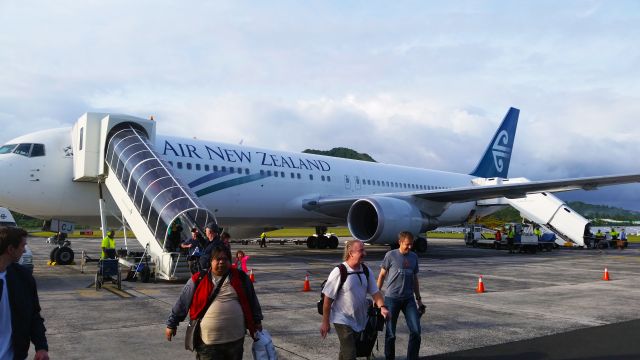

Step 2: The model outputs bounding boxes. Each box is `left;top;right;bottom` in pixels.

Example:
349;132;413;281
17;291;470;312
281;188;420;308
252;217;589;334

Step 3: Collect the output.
476;275;486;293
602;267;610;281
303;274;311;292
249;269;255;283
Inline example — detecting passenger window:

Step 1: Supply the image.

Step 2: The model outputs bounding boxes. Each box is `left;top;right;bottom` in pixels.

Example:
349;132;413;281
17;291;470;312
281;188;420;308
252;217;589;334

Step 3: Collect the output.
260;170;265;175
177;162;183;169
297;173;301;179
321;175;325;181
230;167;235;173
245;168;250;175
186;163;192;170
14;143;32;156
274;171;278;177
221;166;226;172
327;176;331;182
214;165;218;171
196;164;201;171
205;165;210;171
309;174;313;180
280;171;285;178
31;144;45;157
267;170;272;176
290;172;295;179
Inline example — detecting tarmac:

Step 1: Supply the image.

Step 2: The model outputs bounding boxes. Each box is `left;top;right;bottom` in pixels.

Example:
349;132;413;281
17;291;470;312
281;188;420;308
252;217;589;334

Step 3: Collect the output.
25;236;640;359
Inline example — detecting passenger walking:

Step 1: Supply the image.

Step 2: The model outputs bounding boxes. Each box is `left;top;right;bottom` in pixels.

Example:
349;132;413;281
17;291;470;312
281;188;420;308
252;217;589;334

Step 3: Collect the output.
165;246;263;359
234;250;250;273
199;223;230;270
181;228;203;274
320;240;389;360
0;227;49;360
377;231;423;360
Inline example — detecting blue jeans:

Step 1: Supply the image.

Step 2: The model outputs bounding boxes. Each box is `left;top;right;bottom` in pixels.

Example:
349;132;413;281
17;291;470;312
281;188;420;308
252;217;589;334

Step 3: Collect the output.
384;296;421;360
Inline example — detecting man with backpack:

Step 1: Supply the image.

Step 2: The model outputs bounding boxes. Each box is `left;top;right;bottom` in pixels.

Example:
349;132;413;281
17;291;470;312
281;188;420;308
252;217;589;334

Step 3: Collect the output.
320;240;389;360
377;231;423;360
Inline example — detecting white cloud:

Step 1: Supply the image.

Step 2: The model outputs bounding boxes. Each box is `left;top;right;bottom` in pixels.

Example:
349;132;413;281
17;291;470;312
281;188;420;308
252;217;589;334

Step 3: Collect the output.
1;1;640;209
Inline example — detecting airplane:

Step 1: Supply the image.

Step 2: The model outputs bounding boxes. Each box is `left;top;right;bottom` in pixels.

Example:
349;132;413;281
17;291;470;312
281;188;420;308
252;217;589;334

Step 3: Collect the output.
0;107;639;265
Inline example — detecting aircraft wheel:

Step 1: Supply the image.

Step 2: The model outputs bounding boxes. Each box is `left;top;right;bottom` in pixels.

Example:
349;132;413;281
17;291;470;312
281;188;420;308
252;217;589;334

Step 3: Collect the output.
317;236;328;249
49;247;60;262
307;236;317;249
329;235;339;249
414;237;428;253
55;247;75;265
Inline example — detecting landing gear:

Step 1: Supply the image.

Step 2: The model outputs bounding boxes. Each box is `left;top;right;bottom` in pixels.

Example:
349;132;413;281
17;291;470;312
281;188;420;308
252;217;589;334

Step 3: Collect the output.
414;237;428;253
49;235;75;265
55;247;75;265
306;227;340;249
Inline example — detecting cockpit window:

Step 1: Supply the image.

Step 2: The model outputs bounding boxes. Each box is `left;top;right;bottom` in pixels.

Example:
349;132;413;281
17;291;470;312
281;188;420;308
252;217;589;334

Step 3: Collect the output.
2;143;46;157
31;144;45;157
13;143;31;156
0;144;17;154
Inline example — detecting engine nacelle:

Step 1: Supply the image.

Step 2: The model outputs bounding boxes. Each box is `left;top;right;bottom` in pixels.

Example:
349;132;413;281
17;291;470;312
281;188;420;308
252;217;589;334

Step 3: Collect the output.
347;197;437;244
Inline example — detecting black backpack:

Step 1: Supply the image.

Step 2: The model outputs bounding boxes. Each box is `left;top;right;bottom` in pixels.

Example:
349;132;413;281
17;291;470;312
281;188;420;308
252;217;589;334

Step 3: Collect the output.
317;263;370;315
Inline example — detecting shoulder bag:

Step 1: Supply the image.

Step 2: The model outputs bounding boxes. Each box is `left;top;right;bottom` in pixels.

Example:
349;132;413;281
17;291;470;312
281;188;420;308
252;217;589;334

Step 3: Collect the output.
185;271;228;351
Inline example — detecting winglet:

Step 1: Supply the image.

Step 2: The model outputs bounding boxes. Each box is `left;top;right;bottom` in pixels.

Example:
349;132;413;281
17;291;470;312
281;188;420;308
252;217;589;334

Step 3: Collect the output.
469;107;519;178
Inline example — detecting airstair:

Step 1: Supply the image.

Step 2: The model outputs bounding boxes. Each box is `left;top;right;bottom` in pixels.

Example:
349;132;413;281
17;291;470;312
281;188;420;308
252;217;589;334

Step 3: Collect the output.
475;177;590;246
71;113;215;280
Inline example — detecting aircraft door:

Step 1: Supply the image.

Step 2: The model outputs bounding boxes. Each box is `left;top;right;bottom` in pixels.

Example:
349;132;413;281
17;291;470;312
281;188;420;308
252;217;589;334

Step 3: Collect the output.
344;175;351;190
355;176;361;190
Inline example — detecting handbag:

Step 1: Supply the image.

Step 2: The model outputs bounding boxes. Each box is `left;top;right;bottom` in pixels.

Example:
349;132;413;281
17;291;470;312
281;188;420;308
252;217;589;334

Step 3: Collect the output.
251;330;278;360
185;272;228;351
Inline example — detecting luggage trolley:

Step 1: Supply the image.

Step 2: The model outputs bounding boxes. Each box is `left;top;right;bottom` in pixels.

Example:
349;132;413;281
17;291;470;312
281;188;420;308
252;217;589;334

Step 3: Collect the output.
95;249;122;290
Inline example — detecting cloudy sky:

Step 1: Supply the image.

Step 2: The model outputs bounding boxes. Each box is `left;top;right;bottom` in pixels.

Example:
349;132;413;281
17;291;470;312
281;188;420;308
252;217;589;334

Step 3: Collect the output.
1;1;639;210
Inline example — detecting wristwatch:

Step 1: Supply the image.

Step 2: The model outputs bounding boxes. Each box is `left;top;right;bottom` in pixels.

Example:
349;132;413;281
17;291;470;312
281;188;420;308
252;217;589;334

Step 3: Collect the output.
415;296;421;301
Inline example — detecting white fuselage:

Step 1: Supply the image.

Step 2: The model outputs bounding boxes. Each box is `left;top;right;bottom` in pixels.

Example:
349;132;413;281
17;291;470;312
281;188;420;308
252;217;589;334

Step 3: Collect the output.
0;127;479;230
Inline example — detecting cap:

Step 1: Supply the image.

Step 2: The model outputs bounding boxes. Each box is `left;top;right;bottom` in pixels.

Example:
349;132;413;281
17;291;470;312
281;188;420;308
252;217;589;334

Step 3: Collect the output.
205;223;221;233
191;227;199;233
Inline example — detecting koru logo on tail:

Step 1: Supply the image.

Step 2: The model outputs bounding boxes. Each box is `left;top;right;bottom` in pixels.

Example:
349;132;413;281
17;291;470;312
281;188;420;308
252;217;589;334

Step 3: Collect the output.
491;130;510;172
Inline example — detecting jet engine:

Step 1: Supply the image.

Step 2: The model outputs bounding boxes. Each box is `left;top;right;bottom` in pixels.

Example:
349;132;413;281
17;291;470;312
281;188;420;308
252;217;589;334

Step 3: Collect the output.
347;197;437;244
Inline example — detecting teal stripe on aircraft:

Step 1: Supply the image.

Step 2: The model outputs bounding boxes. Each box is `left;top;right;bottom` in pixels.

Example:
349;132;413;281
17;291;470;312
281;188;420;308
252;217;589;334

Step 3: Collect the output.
195;173;268;197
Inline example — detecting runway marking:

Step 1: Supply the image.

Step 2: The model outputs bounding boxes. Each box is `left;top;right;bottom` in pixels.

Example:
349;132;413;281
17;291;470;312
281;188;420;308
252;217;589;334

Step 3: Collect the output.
76;289;105;298
135;289;162;296
102;284;134;298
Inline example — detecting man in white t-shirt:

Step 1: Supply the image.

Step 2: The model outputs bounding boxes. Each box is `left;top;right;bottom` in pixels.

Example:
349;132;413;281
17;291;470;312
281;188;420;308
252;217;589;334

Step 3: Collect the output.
320;240;389;360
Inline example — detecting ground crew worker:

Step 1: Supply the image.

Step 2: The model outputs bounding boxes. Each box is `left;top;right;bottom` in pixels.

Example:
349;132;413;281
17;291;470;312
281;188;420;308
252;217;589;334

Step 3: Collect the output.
507;226;515;254
534;227;542;239
101;230;116;259
610;228;619;240
260;232;267;248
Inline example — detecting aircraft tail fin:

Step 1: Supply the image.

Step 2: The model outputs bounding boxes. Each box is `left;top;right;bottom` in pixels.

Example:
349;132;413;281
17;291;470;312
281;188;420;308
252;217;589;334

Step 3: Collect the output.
469;107;519;178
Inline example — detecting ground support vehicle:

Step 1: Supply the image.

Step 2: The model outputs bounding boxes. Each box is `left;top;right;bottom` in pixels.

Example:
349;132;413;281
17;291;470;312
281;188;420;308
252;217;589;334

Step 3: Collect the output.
464;225;496;248
514;233;539;254
538;233;556;251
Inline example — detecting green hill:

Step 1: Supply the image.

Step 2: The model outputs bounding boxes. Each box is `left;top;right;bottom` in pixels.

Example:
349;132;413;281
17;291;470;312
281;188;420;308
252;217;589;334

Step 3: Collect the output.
303;147;376;162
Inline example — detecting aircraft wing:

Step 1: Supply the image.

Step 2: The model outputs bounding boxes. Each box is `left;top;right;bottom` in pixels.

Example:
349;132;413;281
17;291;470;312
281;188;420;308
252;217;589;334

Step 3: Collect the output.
304;173;640;217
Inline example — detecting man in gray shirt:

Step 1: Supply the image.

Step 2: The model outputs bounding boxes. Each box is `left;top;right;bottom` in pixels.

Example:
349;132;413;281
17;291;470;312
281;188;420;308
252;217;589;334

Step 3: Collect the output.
377;231;423;360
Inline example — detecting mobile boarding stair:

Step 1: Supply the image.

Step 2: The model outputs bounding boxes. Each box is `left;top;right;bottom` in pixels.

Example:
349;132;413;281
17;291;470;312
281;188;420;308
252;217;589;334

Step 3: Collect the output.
475;177;590;247
71;113;216;280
